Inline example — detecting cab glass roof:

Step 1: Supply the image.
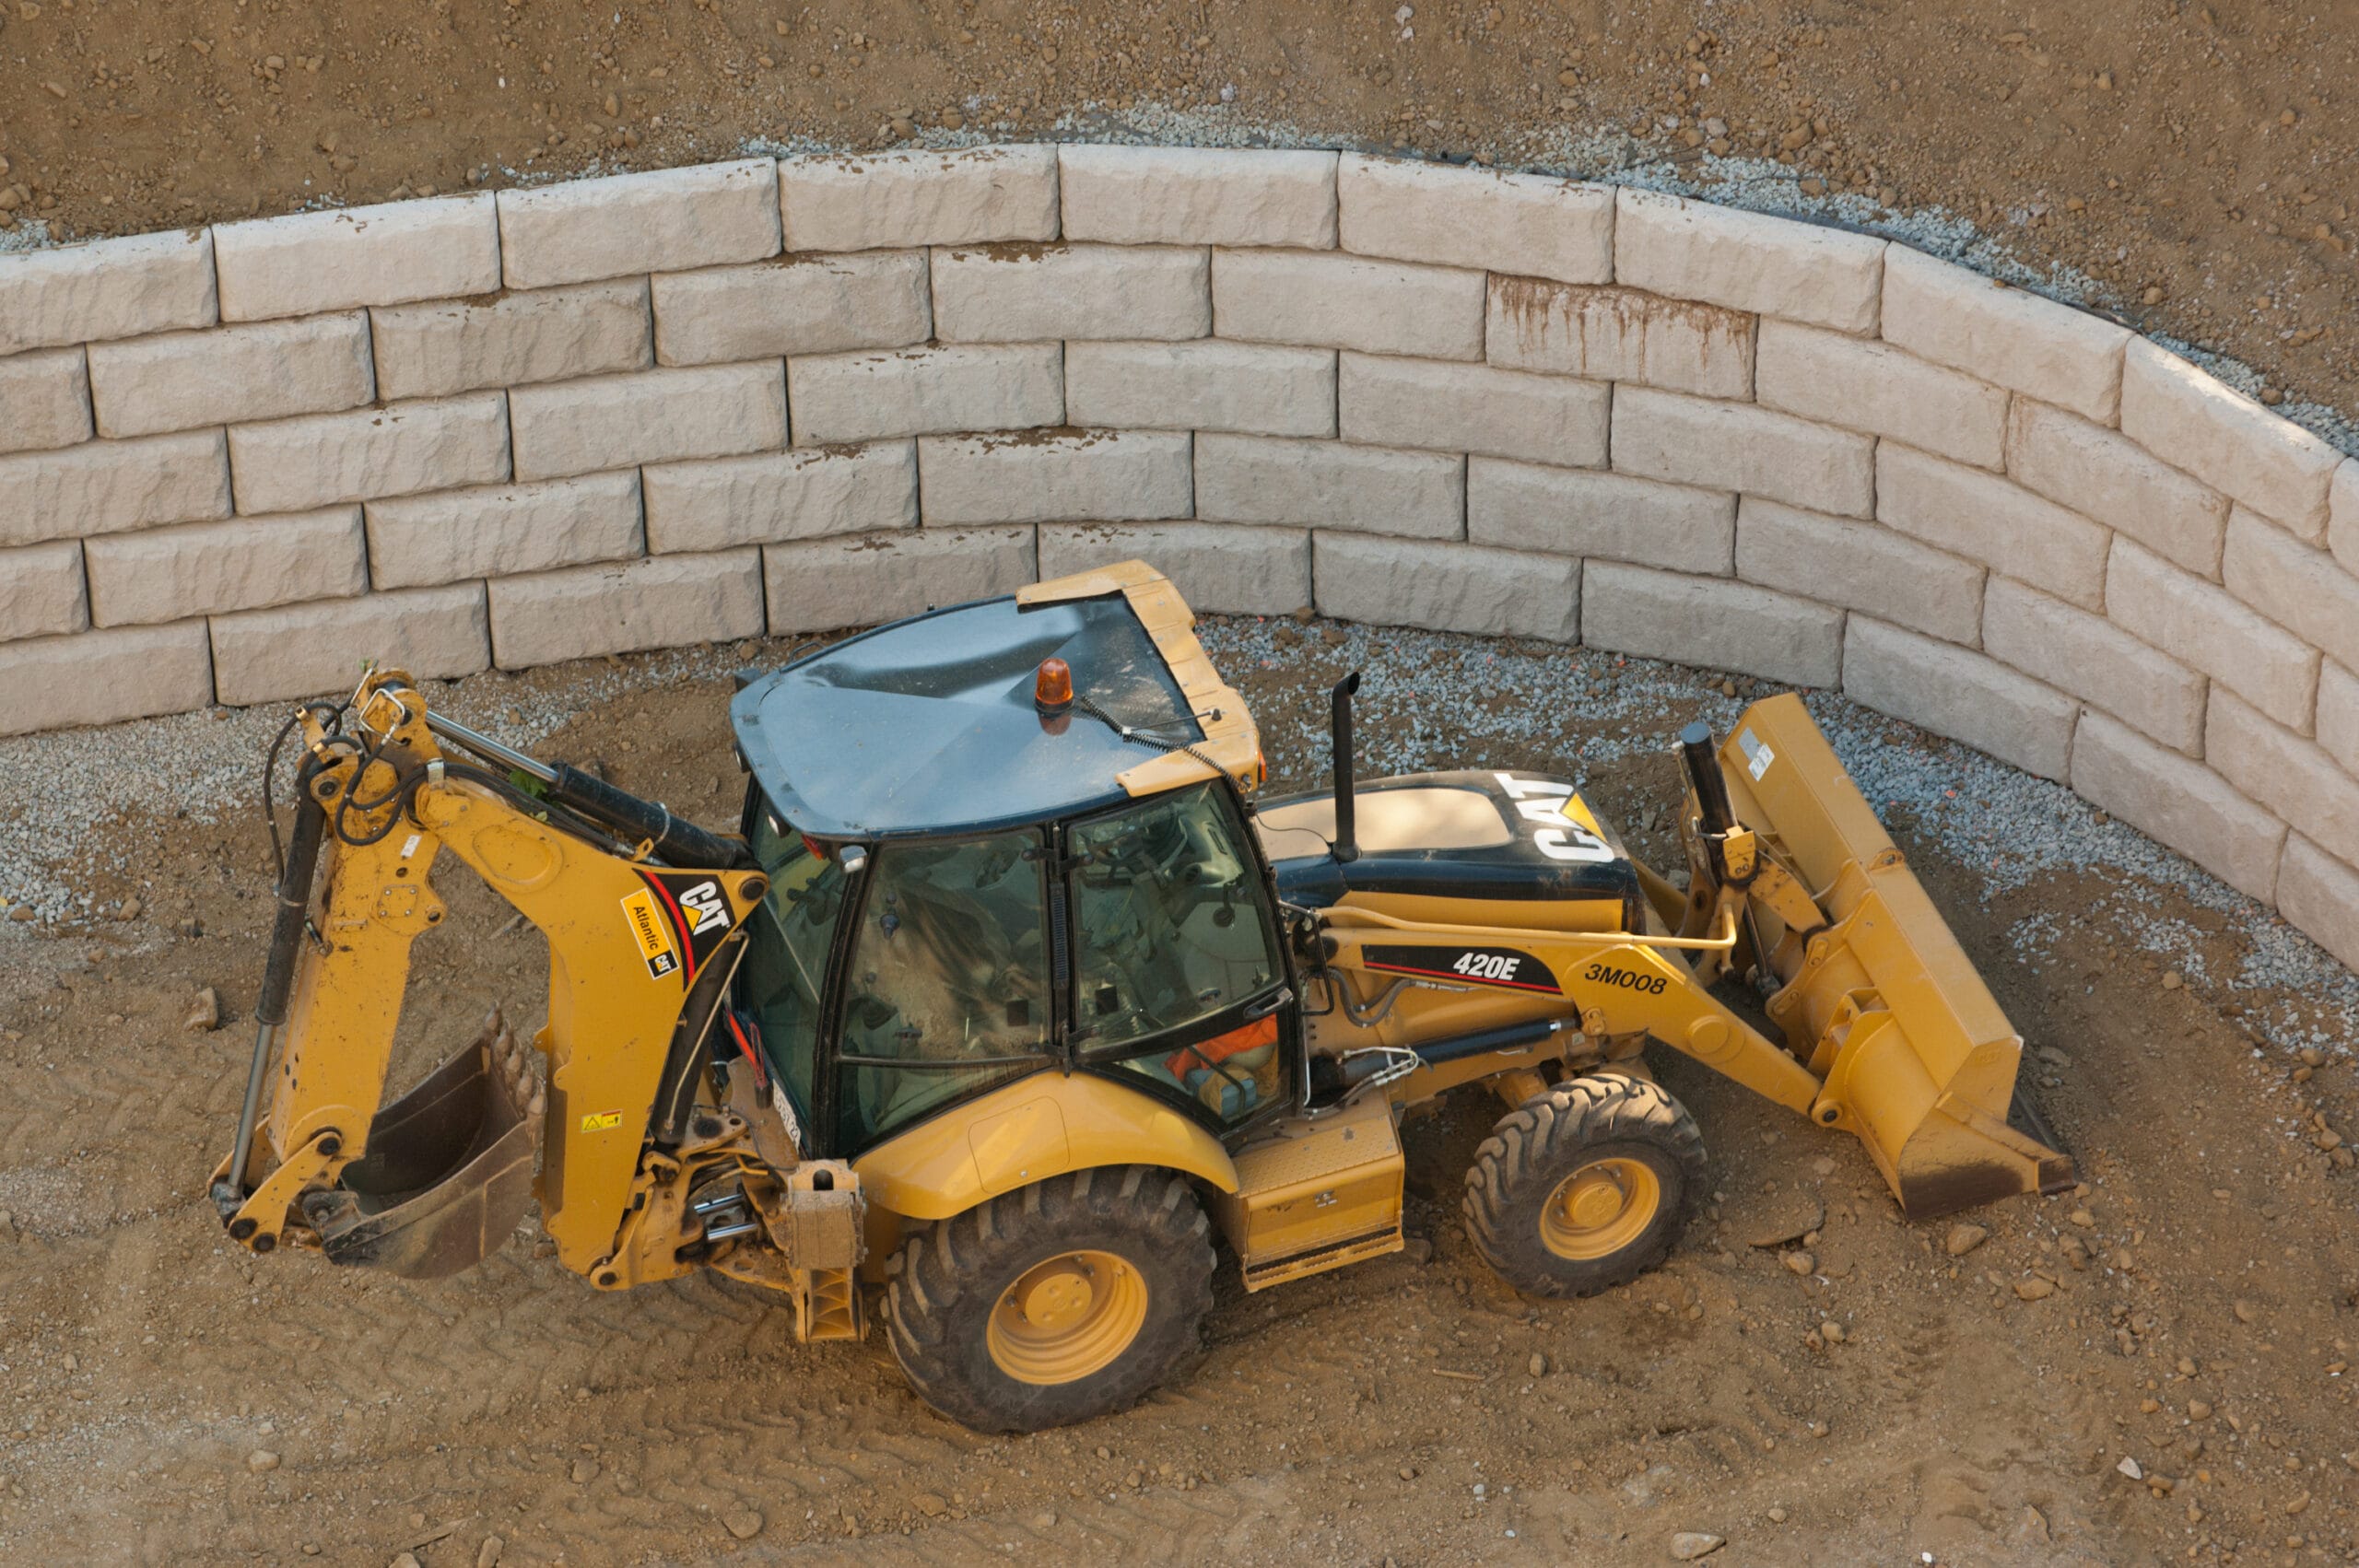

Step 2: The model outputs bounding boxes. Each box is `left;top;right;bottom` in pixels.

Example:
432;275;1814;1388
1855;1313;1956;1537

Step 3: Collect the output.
731;592;1203;839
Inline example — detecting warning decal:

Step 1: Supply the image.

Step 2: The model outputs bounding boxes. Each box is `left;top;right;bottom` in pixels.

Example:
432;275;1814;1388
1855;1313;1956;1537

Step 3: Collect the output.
619;887;681;980
580;1110;625;1133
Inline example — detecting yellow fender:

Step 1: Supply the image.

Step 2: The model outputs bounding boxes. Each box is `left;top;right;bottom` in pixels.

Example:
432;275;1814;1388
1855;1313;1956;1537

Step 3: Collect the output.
854;1071;1240;1223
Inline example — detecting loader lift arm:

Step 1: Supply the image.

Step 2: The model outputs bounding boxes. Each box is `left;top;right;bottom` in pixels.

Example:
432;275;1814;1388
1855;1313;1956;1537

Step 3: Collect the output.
208;673;859;1315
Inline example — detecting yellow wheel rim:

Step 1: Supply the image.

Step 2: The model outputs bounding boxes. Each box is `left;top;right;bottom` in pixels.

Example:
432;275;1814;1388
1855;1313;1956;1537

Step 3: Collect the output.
985;1249;1149;1386
1538;1157;1661;1260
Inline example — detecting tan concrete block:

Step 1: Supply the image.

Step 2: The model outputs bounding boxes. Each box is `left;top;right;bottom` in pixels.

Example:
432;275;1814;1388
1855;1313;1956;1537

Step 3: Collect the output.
932;243;1209;344
2119;339;2342;541
0;346;92;454
651;252;927;368
1755;320;2007;469
2276;837;2359;975
1982;577;2207;755
1874;443;2109;610
1735;497;1983;643
2332;459;2359;579
1337;155;1613;285
509;361;784;482
2207;689;2359;872
1063;340;1335;438
86;506;365;626
2223;506;2359;675
2320;662;2359;778
1038;522;1309;617
488;549;764;668
1880;247;2130;424
1485;279;1754;399
1614;189;1884;333
0;229;217;356
1213;250;1485;361
1339;353;1607;468
497;159;782;290
1314;533;1580;641
213;195;499;321
373;279;653;399
1581;561;1844;687
764;527;1039;634
788;343;1062;448
642;442;915;553
780;144;1060;251
919;429;1192;525
88;311;375;439
2107;538;2319;733
1842;615;2077;779
1467;459;1732;575
1613;388;1874;518
366;471;645;589
0;620;213;735
2069;709;2284;902
0;541;87;642
2006;399;2228;578
1195;435;1463;539
0;428;231;547
1059;146;1337;248
228;392;509;514
211;582;488;705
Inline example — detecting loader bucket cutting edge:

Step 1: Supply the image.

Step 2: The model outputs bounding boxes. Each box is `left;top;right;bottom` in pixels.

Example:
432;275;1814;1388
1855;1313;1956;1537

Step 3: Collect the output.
1718;695;2076;1220
300;1017;541;1279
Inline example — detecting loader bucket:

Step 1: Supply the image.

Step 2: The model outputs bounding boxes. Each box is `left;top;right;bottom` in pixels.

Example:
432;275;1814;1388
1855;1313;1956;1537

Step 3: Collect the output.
300;1011;544;1278
1719;696;2075;1219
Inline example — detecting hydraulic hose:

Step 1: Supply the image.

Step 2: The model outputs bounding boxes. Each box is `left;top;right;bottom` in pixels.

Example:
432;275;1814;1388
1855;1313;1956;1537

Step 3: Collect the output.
221;770;328;1212
424;711;746;869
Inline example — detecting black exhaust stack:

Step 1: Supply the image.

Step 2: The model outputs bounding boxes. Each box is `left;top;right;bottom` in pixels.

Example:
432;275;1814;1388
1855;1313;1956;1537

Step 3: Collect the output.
1331;672;1362;864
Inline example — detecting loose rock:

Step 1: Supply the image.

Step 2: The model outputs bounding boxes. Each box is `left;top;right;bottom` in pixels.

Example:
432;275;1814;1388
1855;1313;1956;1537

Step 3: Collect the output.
247;1449;281;1472
1782;1250;1814;1276
2013;1277;2055;1301
1944;1223;1989;1257
1529;1352;1548;1377
1669;1531;1726;1560
722;1509;763;1539
184;987;220;1033
475;1538;503;1568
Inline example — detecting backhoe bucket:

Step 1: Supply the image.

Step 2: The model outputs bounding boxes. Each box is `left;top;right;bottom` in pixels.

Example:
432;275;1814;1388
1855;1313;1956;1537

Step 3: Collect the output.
1718;696;2074;1219
300;1011;544;1278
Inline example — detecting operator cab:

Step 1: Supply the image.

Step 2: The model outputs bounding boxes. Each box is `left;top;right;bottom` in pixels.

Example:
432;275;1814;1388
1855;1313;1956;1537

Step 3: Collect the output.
728;570;1296;1161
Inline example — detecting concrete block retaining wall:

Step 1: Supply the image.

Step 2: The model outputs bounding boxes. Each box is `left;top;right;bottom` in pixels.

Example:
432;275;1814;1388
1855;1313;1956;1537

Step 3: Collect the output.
5;144;2359;973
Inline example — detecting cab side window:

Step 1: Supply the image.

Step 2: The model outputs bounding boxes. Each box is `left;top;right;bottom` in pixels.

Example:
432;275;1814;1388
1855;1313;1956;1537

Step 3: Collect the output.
836;830;1050;1147
1068;784;1285;1124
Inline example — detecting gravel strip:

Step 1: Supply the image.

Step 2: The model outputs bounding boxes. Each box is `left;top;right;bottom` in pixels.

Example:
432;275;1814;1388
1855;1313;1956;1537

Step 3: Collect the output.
4;614;2350;1060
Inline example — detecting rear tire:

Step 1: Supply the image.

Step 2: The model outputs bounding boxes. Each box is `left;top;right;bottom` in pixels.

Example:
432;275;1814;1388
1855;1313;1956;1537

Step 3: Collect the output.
1462;1074;1707;1299
885;1165;1215;1433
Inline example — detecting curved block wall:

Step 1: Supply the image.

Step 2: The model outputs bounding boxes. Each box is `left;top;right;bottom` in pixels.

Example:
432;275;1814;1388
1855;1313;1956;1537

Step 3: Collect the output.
3;145;2358;972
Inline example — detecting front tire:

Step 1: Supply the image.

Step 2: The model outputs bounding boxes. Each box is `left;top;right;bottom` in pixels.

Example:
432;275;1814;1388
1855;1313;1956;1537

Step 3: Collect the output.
885;1165;1215;1433
1462;1074;1707;1298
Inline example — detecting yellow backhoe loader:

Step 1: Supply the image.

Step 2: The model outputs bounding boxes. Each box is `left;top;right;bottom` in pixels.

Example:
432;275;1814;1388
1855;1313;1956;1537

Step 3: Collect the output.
210;560;2071;1432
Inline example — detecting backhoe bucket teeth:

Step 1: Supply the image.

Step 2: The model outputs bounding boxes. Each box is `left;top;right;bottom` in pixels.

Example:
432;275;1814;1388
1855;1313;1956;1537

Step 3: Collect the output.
1717;696;2075;1220
303;1011;544;1279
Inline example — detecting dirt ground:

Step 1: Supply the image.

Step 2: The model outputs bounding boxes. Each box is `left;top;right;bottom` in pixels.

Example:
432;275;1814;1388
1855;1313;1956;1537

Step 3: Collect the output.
1;619;2355;1567
1;2;2355;426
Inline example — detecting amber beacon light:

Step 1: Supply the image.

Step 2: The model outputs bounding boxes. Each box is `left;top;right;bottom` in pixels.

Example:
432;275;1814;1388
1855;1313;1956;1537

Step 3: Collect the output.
1034;657;1074;715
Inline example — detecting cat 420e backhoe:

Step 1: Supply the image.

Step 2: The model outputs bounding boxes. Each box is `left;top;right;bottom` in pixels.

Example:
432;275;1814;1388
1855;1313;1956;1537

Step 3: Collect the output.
210;560;2071;1433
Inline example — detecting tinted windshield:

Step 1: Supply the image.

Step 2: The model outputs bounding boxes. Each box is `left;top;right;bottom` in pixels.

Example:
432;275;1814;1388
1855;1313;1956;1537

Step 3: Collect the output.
1070;783;1283;1048
740;810;845;1124
836;828;1052;1146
